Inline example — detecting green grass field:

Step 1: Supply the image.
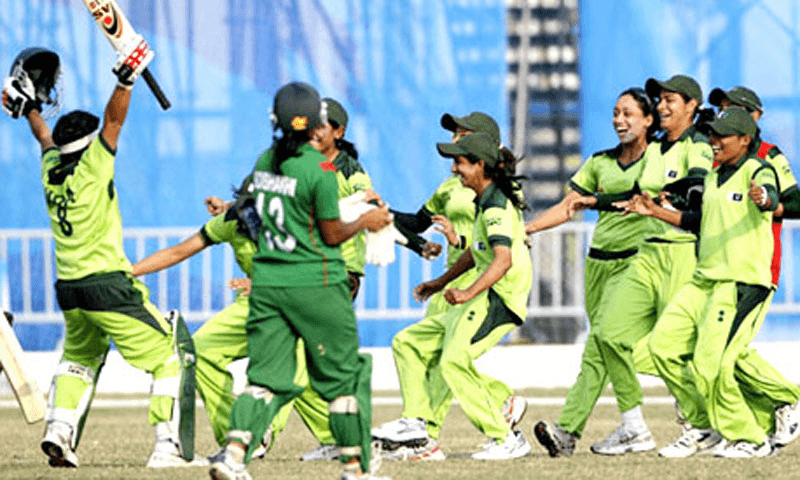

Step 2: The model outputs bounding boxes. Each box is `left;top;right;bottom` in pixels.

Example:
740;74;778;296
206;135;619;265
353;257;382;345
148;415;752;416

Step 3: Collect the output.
1;388;798;480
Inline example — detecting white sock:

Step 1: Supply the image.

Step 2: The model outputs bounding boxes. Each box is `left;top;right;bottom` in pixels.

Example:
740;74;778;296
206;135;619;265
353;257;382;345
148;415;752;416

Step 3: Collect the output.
621;406;645;429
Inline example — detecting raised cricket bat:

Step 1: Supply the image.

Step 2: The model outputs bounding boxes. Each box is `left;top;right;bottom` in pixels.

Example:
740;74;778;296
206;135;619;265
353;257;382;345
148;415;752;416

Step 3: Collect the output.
82;0;171;110
0;311;46;423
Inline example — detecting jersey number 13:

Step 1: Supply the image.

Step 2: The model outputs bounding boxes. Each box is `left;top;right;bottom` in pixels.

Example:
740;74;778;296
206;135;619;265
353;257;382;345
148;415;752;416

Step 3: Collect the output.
256;194;297;253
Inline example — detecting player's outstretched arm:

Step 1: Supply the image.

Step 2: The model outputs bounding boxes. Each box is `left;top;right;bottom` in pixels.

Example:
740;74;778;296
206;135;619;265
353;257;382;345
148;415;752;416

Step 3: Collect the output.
25;109;54;152
100;86;131;151
131;233;206;276
318;205;393;246
526;190;582;235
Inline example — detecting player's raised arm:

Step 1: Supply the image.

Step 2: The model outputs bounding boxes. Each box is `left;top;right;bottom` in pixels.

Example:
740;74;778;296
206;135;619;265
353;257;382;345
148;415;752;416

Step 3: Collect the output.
132;233;207;276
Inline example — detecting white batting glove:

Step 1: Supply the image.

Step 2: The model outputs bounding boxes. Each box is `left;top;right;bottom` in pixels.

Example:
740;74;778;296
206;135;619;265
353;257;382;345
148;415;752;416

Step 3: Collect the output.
2;75;39;119
112;34;155;89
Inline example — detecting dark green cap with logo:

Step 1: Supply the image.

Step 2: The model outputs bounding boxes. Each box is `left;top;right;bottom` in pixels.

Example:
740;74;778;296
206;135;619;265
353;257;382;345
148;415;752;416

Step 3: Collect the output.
708;86;763;113
323;97;348;129
440;112;500;143
704;106;757;137
645;74;703;103
437;132;501;167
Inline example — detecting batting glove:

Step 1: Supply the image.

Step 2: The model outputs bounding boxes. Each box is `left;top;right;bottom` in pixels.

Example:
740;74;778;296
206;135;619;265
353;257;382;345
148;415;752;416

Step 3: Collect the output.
112;34;155;89
2;74;40;119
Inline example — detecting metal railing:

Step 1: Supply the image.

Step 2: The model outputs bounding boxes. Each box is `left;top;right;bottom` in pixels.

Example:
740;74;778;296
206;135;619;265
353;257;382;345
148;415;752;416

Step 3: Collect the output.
2;221;800;324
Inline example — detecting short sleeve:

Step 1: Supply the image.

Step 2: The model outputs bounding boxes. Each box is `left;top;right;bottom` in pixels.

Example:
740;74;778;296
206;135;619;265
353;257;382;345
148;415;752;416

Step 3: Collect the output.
314;169;341;220
424;181;447;215
203;212;238;244
569;156;597;194
686;140;714;173
483;206;513;248
770;153;797;193
754;166;778;190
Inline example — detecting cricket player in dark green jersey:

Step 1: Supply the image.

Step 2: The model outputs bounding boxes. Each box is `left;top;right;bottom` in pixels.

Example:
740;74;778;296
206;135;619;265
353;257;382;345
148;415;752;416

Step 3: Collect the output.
569;75;714;456
5;44;197;467
208;82;392;480
633;107;779;457
373;113;527;460
530;88;657;456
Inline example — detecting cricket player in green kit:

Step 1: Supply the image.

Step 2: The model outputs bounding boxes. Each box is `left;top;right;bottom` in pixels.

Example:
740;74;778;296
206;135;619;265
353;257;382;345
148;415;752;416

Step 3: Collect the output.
569;75;714;455
708;86;800;448
372;113;527;461
2;44;197;467
631;107;779;457
529;88;657;456
209;82;393;480
386;132;533;460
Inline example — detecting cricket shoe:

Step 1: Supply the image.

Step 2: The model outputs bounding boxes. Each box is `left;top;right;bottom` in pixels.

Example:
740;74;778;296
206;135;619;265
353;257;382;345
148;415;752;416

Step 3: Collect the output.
713;439;775;458
250;425;274;459
658;424;722;458
591;423;656;455
147;438;209;468
371;417;429;449
41;421;79;468
772;400;800;448
502;395;528;430
533;421;576;457
209;446;252;480
383;439;445;461
300;443;341;461
471;430;531;460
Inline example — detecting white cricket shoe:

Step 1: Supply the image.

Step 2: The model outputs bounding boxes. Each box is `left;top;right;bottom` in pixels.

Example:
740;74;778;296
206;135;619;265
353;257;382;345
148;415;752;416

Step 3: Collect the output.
209;447;252;480
300;443;341;461
371;417;428;445
773;400;800;448
383;439;445;461
147;439;209;468
713;439;775;458
533;421;577;457
502;395;528;430
591;423;656;455
471;430;531;460
41;421;79;468
250;426;274;459
658;424;722;458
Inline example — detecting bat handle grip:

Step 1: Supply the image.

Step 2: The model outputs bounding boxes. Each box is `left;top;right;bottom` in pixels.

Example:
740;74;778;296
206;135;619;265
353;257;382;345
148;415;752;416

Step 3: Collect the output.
141;68;171;110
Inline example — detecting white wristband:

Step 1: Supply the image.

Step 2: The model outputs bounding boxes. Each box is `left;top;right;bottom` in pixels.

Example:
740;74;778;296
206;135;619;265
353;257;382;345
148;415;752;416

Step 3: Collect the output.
759;186;769;207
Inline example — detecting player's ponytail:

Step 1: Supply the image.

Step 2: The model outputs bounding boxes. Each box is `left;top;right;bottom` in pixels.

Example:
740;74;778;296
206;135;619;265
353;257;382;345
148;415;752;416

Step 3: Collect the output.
330;119;359;160
485;158;528;211
272;131;308;175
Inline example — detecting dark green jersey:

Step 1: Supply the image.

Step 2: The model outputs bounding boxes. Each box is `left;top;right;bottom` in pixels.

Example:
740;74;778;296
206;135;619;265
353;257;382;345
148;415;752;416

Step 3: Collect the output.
424;175;477;267
200;210;256;278
250;143;346;287
41;137;130;280
638;127;713;242
333;151;372;275
471;183;532;321
697;154;777;286
570;145;649;251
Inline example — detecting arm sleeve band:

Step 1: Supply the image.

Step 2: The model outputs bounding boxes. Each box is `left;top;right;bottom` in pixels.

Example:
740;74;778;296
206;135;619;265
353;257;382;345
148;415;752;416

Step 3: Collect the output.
393;222;427;256
391;207;433;233
780;185;800;219
761;184;780;212
593;191;633;211
679;210;702;234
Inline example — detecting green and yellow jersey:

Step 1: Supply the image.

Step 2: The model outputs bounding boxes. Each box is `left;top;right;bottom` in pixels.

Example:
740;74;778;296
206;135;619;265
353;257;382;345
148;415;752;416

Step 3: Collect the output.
638;126;713;242
41;136;131;280
200;210;257;278
570;145;649;252
250;143;346;287
696;154;777;287
424;175;477;268
471;183;532;322
332;150;372;276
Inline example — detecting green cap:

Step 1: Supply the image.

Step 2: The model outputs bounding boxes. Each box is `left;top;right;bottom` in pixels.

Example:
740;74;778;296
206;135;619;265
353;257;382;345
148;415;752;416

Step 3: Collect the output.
645;74;703;103
440;112;500;143
437;132;501;167
708;86;763;113
704;106;757;137
323;97;348;129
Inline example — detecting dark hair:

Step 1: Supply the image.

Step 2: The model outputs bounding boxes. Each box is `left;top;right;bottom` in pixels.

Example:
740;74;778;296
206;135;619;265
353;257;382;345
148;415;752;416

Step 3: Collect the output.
619;87;660;141
694;106;716;131
330;119;359;159
465;154;529;211
272;130;310;174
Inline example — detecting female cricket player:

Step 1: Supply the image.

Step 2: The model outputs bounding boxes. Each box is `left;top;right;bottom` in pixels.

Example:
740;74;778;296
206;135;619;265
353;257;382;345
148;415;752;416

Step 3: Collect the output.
528;87;657;456
208;82;392;480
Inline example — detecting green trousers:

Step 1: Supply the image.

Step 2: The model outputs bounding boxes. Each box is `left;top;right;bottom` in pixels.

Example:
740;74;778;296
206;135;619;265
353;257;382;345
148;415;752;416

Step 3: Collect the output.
392;277;516;442
650;277;774;443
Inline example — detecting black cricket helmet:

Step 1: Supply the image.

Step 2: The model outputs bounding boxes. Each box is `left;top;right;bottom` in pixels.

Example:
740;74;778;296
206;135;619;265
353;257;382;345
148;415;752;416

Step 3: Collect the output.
9;47;62;117
270;82;326;133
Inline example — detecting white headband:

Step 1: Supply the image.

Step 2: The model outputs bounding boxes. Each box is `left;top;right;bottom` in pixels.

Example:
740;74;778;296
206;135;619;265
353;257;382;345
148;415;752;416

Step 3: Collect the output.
59;129;99;154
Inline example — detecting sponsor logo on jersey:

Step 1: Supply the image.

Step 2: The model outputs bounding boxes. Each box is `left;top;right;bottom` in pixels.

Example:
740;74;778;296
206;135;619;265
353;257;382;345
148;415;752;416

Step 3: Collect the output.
253;171;298;197
666;169;678;179
475;241;486;251
729;192;743;202
486;217;502;227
